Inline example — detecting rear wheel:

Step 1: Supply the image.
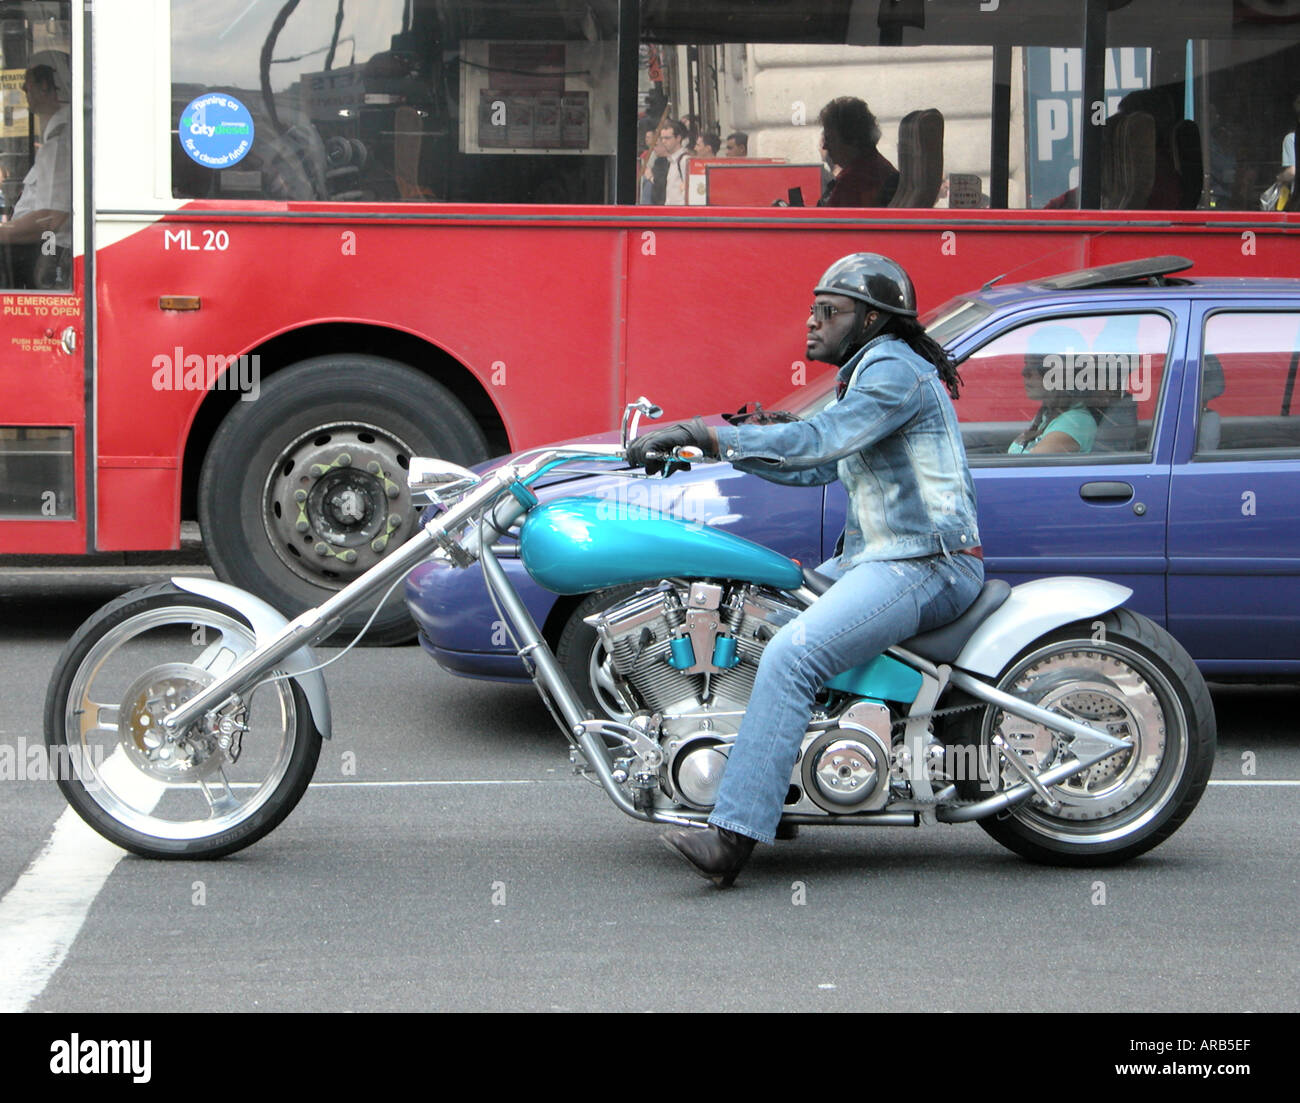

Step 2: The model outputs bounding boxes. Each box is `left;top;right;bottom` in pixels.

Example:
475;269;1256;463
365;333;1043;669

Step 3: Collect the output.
198;355;488;645
953;609;1215;866
554;587;645;720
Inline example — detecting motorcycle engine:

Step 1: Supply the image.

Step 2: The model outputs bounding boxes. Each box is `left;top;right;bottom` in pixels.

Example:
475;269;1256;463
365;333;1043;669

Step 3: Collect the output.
587;581;801;808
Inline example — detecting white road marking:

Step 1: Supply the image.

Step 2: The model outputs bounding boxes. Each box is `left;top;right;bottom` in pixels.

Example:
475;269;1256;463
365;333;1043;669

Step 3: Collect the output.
1207;779;1300;786
0;752;163;1013
0;769;1292;1012
0;807;127;1012
307;778;544;788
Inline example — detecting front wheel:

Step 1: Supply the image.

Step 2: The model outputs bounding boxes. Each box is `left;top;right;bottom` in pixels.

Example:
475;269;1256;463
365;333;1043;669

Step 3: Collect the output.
44;582;322;859
952;608;1216;866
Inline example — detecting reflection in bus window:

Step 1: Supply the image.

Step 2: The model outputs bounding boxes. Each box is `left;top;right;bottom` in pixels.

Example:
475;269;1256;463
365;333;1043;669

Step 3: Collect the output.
0;7;73;291
170;0;619;205
169;1;1300;211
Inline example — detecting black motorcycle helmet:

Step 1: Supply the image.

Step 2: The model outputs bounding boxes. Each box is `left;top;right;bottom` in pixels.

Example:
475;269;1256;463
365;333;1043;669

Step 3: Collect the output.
815;252;918;316
813;253;918;365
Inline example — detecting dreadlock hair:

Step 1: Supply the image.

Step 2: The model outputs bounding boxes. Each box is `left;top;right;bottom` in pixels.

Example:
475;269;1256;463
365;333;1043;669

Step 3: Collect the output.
883;315;963;400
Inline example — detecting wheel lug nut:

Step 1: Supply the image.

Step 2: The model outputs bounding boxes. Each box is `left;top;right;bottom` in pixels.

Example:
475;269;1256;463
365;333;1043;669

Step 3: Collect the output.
295;520;311;533
336;453;351;467
367;461;382;475
339;550;358;564
388;513;402;527
310;463;329;477
294;489;308;503
314;542;330;556
370;536;388;553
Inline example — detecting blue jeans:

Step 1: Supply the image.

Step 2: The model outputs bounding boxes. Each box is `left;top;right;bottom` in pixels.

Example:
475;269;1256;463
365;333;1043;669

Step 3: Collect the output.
708;552;984;844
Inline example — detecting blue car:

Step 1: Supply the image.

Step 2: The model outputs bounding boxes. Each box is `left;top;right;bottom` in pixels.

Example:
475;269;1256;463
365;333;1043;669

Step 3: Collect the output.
405;257;1300;688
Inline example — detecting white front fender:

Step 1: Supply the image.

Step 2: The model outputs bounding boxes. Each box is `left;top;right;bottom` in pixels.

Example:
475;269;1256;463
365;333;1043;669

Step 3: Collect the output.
953;576;1133;678
171;576;333;739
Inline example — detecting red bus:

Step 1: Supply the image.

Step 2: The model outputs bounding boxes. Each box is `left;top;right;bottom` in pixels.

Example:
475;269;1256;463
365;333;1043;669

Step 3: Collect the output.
1;0;1296;640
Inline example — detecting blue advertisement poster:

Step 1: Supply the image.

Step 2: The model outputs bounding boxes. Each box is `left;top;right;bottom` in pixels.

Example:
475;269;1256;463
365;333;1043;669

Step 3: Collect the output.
1024;47;1152;208
179;93;255;169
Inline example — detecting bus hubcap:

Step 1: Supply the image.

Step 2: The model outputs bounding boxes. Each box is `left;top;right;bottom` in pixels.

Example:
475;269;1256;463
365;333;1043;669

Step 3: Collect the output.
263;421;415;588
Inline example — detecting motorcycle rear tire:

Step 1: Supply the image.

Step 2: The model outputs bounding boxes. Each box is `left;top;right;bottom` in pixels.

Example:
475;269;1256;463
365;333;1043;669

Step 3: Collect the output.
44;582;322;860
554;585;647;720
953;608;1215;866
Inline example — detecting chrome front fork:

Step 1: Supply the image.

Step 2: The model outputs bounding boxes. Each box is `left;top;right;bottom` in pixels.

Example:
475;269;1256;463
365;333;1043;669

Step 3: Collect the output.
161;474;512;735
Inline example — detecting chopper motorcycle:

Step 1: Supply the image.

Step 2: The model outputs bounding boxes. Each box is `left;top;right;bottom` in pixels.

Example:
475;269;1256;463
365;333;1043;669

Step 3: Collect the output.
44;399;1216;865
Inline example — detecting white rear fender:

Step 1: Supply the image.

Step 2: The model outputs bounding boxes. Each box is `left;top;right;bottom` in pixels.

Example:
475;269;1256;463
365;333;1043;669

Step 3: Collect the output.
953;576;1133;678
171;577;333;739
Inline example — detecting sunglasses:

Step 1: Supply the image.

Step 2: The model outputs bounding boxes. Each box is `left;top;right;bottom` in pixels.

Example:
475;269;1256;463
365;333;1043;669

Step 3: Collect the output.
809;302;856;322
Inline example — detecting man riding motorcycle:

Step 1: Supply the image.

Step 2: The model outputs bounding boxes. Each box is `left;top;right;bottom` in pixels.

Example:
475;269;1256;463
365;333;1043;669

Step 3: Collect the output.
628;253;983;887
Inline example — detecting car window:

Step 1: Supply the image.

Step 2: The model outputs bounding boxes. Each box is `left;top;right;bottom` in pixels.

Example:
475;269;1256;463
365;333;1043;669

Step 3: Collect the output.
923;297;995;348
1197;312;1300;455
764;307;990;420
957;313;1171;461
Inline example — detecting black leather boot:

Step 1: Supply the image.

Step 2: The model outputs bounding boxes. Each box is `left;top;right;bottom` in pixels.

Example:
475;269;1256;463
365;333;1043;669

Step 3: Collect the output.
660;826;756;888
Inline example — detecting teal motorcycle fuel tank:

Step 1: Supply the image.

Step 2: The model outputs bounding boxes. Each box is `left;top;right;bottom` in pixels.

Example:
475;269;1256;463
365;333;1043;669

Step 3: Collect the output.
518;498;805;595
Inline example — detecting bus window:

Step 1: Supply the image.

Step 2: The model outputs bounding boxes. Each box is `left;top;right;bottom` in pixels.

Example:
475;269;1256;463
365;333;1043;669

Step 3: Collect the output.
640;0;1300;212
170;0;620;205
0;2;72;290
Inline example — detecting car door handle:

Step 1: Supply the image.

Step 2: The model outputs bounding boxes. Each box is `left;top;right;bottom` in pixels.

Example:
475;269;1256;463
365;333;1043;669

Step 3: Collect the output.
1079;481;1133;501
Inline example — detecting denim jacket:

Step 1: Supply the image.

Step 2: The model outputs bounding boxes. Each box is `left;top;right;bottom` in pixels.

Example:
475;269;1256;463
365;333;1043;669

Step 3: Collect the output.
713;334;980;565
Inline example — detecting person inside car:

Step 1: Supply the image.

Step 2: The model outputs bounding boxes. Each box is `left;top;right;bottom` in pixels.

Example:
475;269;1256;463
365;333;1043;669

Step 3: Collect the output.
627;253;983;887
1008;325;1101;455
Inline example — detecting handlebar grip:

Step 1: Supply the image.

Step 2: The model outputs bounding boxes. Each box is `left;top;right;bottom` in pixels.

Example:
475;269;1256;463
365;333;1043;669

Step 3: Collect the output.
644;445;703;463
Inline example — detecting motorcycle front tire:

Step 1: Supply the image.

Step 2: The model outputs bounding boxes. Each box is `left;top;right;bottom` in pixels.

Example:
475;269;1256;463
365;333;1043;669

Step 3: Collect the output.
44;582;322;860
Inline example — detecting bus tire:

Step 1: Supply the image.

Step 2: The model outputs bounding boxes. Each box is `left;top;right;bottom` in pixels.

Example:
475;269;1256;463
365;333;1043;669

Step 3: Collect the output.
198;354;489;645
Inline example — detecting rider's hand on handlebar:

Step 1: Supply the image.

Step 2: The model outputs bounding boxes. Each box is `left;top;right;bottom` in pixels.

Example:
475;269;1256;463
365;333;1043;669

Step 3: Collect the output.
626;416;717;476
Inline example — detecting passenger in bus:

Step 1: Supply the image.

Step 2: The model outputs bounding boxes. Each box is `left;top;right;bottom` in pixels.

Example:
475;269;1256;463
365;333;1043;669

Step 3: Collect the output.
817;97;899;207
0;51;72;288
725;131;748;157
660;120;691;205
1008;327;1100;455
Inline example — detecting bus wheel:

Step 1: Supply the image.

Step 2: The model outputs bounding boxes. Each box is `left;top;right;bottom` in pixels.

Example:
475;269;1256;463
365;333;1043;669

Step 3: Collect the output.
198;355;489;645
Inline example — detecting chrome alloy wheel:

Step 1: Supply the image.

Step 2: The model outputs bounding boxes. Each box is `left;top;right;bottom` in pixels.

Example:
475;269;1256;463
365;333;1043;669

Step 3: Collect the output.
986;641;1187;842
64;605;300;842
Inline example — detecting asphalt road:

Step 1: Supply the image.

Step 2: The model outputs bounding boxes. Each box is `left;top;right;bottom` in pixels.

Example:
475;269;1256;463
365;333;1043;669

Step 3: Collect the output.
1;563;1298;1016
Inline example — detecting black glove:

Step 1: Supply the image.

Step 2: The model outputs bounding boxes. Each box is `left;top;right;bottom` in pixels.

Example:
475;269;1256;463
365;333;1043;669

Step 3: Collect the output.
721;401;801;426
626;416;715;475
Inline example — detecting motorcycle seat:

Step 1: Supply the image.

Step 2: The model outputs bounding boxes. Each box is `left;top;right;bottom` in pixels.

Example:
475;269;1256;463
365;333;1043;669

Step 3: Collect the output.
801;568;1011;665
901;580;1011;664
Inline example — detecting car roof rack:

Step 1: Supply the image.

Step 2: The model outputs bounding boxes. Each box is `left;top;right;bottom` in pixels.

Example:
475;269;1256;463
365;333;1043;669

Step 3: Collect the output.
1034;255;1194;290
